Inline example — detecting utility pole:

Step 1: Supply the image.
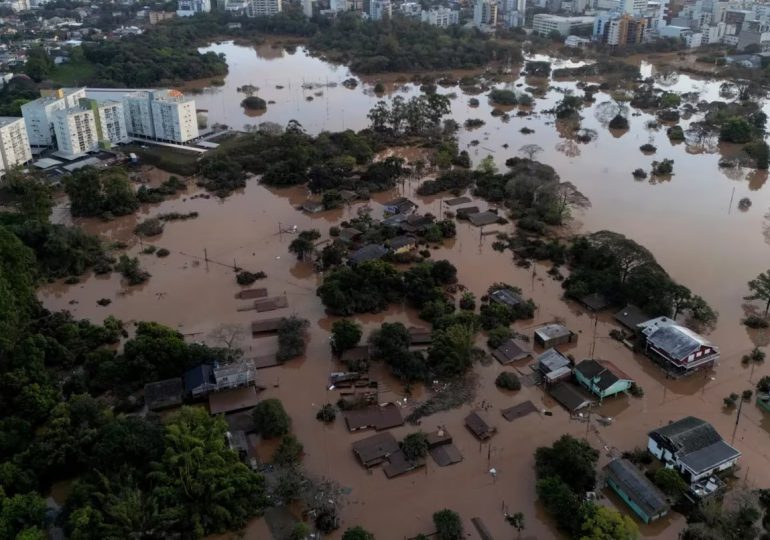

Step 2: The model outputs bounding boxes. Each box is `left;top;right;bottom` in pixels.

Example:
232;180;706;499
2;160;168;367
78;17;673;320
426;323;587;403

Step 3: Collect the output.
731;396;745;445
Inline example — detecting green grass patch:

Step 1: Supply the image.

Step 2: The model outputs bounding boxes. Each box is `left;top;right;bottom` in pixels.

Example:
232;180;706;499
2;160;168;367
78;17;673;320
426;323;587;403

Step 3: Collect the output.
124;144;200;176
49;59;97;86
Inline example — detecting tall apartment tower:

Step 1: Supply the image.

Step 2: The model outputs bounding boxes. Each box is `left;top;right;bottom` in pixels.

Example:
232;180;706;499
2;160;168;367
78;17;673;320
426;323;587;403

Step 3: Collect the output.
176;0;211;16
473;0;499;29
21;87;86;147
0;117;32;176
246;0;282;16
52;108;98;158
123;90;198;143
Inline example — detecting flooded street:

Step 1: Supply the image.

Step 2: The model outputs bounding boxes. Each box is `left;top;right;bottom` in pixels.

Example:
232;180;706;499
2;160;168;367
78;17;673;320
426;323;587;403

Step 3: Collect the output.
39;43;770;539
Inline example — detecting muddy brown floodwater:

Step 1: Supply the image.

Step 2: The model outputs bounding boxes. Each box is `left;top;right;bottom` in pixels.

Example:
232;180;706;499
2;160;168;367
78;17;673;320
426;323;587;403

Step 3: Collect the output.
39;44;770;539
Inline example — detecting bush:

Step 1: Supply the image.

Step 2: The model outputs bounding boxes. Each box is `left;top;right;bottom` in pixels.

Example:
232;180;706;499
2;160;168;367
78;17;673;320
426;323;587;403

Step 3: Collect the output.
723;392;739;408
400;432;429;461
745;139;769;169
273;434;303;466
632;168;647;179
743;315;769;328
629;382;644;397
316;403;337;423
115;255;150;285
134;218;164;237
608;114;629;130
757;376;770;393
156;248;170;257
487;326;512;349
667;125;685;141
489;88;518;105
640;143;656;153
495;371;521;390
433;509;463;540
459;292;476;311
241;96;267;110
236;270;266;285
253;398;291;438
277;316;310;362
652;159;674;175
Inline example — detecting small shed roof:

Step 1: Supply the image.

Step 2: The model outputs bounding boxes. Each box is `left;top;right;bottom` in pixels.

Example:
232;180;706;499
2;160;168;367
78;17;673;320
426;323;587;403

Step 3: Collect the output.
456;206;480;218
465;410;496;440
430;443;463;466
614;305;650;330
344;403;404;432
605;459;669;518
501;400;538;422
389;235;417;250
444;196;472;206
489;288;522;308
338;227;363;242
492;338;532;364
408;326;432;345
468;211;500;227
384;449;424;478
251;317;283;335
208;386;259;415
537;348;571;373
535;323;573;342
580;292;612;311
349;244;388;265
549;382;594;412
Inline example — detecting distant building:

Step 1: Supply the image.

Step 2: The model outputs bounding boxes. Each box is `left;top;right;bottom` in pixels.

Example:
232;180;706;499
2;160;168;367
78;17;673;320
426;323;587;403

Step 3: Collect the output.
52;107;98;158
473;0;498;30
176;0;211;16
621;0;647;15
302;0;313;17
421;6;459;27
246;0;282;16
594;12;648;45
565;34;591;47
0;117;31;176
648;416;740;484
533;14;595;36
369;0;391;21
400;1;421;16
148;10;175;24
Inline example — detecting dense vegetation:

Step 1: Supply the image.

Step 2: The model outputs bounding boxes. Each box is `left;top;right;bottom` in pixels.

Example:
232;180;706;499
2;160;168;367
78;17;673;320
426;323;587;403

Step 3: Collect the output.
535;435;638;539
65;167;139;218
309;13;521;74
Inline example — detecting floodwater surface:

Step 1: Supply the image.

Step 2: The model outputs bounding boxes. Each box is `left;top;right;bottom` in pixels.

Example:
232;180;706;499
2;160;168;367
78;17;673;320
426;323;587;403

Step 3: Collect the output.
39;43;770;539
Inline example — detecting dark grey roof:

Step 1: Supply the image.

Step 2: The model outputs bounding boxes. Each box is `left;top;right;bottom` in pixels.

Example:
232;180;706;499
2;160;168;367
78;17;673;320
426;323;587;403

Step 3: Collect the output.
468;211;500;227
580;292;611;311
549;382;593;412
537;348;570;373
605;459;669;518
382;197;416;213
640;317;714;361
465;410;496;439
444;196;472;206
492;338;532;364
382;214;409;227
389;235;416;250
649;416;727;461
349;244;388;264
574;359;632;391
144;378;183;410
338;227;362;242
614;305;650;330
184;364;214;393
535;323;572;341
679;440;741;474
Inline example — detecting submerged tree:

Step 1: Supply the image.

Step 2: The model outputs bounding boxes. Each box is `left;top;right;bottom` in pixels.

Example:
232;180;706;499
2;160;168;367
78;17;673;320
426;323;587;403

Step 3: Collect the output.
747;270;770;315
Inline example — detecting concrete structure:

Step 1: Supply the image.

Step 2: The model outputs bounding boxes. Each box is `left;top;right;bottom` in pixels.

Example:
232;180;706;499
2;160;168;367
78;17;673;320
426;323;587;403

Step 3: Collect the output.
369;0;391;20
79;98;129;149
302;0;313;17
594;13;648;45
621;0;647;15
604;459;670;523
421;6;459;27
648;416;740;484
0;117;31;175
123;89;198;143
565;34;591;47
176;0;211;16
246;0;282;16
537;349;572;384
473;0;498;30
21;87;86;147
534;323;576;349
638;317;719;376
52;107;98;158
533;14;595;36
573;359;634;399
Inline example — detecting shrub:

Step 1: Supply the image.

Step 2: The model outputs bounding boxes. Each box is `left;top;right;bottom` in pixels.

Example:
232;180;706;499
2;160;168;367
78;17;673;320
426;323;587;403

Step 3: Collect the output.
241;96;267;110
487;326;512;349
723;392;739;408
667;125;685;141
652;159;674;175
156;248;170;257
743;315;769;328
495;371;521;391
134;218;164;237
273;434;303;466
629;382;644;397
400;432;429;461
632;168;647;179
489;88;518;105
253;398;291;438
640;143;656;153
316;403;337;423
115;255;150;285
608;114;629;130
459;292;476;311
236;270;266;285
757;375;770;393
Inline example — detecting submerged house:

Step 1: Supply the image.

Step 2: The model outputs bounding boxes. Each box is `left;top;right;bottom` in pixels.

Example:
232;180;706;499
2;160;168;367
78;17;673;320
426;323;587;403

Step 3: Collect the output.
348;244;388;265
573;359;634;400
534;323;576;349
638;317;719;376
537;348;572;384
604;458;669;523
489;288;522;309
648;416;741;484
382;197;417;215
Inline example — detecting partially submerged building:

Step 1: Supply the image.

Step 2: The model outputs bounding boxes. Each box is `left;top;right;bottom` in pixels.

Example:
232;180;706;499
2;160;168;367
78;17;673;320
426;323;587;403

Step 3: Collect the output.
648;416;740;485
382;197;416;215
144;377;184;411
604;458;669;523
549;382;594;412
491;338;532;365
573;359;634;400
465;410;496;440
352;432;400;467
638;317;719;376
489;288;522;308
534;323;576;349
537;348;572;385
348;244;388;265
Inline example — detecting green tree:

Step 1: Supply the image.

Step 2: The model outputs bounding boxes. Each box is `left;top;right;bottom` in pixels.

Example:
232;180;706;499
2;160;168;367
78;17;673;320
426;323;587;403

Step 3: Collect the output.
149;408;266;537
288;229;321;261
506;512;525;536
747;270;770;315
24;47;54;82
252;399;291;438
433;509;463;540
400;432;428;461
535;435;599;493
579;505;639;540
342;526;375;540
427;324;475;378
277;316;309;362
289;522;310;540
322;190;344;210
720;117;754;144
331;319;363;356
65;168;138;218
653;467;688;499
3;170;53;223
0;226;37;351
273;434;303;466
535;476;584;536
0;491;47;539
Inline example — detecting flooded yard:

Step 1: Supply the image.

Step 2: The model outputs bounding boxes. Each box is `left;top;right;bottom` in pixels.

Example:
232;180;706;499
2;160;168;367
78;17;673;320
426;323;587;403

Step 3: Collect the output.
39;42;770;539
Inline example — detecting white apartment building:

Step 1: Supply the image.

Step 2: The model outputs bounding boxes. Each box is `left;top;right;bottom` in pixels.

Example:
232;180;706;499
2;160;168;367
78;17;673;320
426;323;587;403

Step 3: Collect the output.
533;14;594;36
621;0;648;15
21;87;86;147
79;98;129;148
52;108;98;158
370;0;391;20
302;0;313;17
473;0;498;29
0;117;31;176
400;1;421;16
246;0;282;16
176;0;211;16
421;6;459;26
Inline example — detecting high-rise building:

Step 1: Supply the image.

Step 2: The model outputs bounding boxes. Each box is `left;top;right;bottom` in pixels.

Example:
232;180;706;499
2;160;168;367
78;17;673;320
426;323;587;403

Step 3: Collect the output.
421;6;459;26
246;0;282;16
0;117;31;176
122;90;198;143
594;12;648;44
21;88;86;147
79;98;130;148
473;0;498;30
621;0;648;15
302;0;313;17
52;108;98;158
176;0;211;16
370;0;391;20
533;14;595;36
